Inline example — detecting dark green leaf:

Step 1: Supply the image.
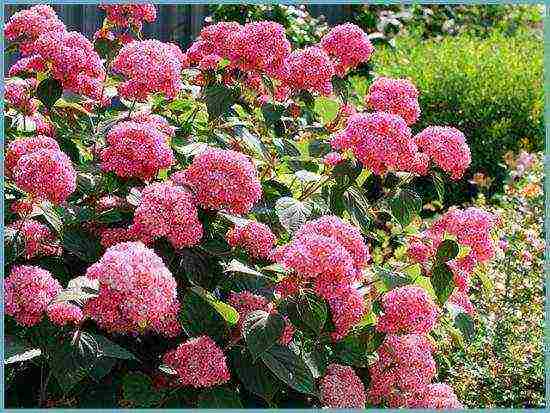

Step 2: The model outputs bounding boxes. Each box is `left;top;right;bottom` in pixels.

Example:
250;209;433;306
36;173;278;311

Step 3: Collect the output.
432;171;445;202
122;372;164;408
204;85;238;120
454;312;475;341
342;186;372;233
435;239;460;263
63;228;102;263
5;335;41;364
179;290;227;341
283;292;327;336
332;334;369;367
390;189;422;226
375;266;411;290
36;78;63;109
262;103;285;129
88;357;117;382
91;333;137;360
243;310;285;361
431;263;455;305
197;387;243;408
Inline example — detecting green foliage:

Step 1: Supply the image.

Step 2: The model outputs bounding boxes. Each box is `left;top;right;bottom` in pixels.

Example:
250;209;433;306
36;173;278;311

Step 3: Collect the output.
372;30;543;205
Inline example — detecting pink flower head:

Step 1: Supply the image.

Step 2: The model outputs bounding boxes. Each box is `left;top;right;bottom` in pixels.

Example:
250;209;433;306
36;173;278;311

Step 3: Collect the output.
9;55;47;77
323;152;344;167
130;112;177;137
295;215;370;278
366;77;421;126
7;219;61;259
133;182;203;249
84;241;181;336
30;30;106;100
409;383;463;409
5;78;38;114
47;302;84;327
280;46;335;96
448;290;475;315
162;336;230;387
335;112;429;176
186;22;241;68
368;334;436;406
415;126;471;180
377;286;439;334
5;135;60;178
226;221;276;260
100;120;175;180
13;148;77;204
5;5;66;54
5;265;62;327
326;286;365;341
99;224;153;249
112;40;187;101
229;21;291;76
320;363;366;408
320;23;374;77
99;4;157;29
172;148;261;215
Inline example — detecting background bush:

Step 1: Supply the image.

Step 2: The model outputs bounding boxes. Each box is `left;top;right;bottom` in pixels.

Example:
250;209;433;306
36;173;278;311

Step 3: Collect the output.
371;30;544;206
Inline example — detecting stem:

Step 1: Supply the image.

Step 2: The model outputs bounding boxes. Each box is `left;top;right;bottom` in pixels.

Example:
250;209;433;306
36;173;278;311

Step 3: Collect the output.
298;176;331;201
38;364;52;407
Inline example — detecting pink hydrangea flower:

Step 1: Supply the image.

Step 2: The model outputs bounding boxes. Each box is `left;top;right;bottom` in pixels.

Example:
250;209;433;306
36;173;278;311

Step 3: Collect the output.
99;224;154;249
323;152;344;167
99;4;157;29
366;77;421;126
29;30;106;100
5;265;62;327
31;113;56;137
84;242;181;336
377;286;439;334
130;112;177;137
133;182;203;249
4;5;66;55
280;46;335;96
13;148;77;204
415;126;471;180
186;22;241;67
5;78;38;114
8;55;46;77
112;40;187;101
326;286;365;341
47;302;84;327
320;363;366;408
226;221;276;260
409;383;464;408
448;290;475;315
5;135;60;178
333;112;429;176
100;120;175;180
368;334;436;406
162;336;230;388
295;215;370;278
7;219;61;259
320;23;374;77
172;148;262;215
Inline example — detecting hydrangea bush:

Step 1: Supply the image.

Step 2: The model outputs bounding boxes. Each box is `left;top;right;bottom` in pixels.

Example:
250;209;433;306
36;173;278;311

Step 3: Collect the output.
4;4;500;408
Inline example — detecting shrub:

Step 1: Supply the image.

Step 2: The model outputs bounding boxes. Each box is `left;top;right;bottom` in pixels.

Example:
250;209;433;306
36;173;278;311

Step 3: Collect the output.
3;4;513;409
371;30;543;205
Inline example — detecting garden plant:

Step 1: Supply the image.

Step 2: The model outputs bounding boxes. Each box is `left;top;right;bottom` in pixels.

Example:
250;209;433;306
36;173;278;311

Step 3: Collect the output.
3;4;525;409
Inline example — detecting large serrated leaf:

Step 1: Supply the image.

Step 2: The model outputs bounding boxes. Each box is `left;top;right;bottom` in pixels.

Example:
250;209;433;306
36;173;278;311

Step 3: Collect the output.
243;310;285;361
390;188;422;226
204;85;238;120
36;77;63;109
197;387;243;408
275;197;311;234
283;292;327;336
431;263;455;305
5;336;42;364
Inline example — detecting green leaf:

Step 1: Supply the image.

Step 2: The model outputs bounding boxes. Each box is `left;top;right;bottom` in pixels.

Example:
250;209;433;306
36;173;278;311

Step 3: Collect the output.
260;344;316;395
122;372;164;408
91;333;137;360
243;310;285;361
63;227;102;263
197;387;243;408
204;85;238;120
332;334;369;367
435;239;460;263
36;77;63;109
262;103;285;129
375;266;411;290
454;312;475;341
342;186;372;233
88;357;117;382
432;171;445;202
228;347;282;402
314;97;339;123
332;76;351;103
283;292;327;336
390;189;422;227
190;286;239;326
5;336;42;364
275;197;312;234
40;203;64;234
431;263;455;305
179;290;227;341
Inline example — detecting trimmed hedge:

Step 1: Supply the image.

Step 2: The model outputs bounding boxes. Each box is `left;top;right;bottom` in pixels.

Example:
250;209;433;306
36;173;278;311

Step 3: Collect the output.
371;30;543;205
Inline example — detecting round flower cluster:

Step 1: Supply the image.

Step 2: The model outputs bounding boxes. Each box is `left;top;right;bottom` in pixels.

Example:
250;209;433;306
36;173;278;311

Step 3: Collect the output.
227;291;295;345
415;126;471;180
83;242;181;336
5;135;60;178
295;215;369;278
172;148;262;215
320;363;366;408
368;334;436;407
366;77;421;126
323;152;344;167
5;78;38;114
279;46;335;96
5;265;62;327
13;148;77;205
99;224;153;249
325;286;365;341
376;286;439;334
46;302;84;327
30;113;56;137
99;4;157;29
7;219;62;259
29;30;106;101
320;23;374;77
186;22;241;68
409;383;463;409
100;119;175;180
162;336;230;388
133;182;203;249
130;112;177;138
331;112;429;176
226;221;276;260
4;5;65;55
112;40;187;101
